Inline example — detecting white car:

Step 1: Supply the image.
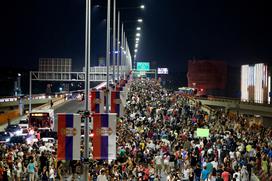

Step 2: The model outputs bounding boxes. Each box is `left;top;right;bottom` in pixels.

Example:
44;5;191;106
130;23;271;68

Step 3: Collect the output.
18;119;29;129
41;137;55;143
16;133;38;145
37;128;52;133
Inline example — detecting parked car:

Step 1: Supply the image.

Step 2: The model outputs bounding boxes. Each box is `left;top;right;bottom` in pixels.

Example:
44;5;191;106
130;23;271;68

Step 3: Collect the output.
6;135;27;145
0;132;12;143
5;124;22;136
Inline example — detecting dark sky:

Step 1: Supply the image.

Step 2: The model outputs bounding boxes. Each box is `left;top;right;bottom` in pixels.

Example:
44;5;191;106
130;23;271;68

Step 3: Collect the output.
1;0;272;72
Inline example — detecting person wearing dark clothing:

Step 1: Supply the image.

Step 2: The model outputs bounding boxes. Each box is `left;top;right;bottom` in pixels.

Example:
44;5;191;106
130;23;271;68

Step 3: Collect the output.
247;162;252;181
194;165;202;181
39;152;48;174
41;166;49;181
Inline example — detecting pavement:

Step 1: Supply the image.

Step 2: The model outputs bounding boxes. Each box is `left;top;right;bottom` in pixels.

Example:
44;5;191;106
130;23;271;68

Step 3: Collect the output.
54;99;84;114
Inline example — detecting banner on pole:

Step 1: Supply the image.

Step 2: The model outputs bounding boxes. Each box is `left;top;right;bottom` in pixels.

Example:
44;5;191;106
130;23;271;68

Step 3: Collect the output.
92;113;117;160
90;90;105;113
57;113;81;160
111;91;124;117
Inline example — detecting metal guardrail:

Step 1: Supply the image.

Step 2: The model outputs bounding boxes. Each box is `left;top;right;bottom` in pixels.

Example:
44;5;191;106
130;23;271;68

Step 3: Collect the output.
34;97;64;110
31;66;130;82
0;94;49;103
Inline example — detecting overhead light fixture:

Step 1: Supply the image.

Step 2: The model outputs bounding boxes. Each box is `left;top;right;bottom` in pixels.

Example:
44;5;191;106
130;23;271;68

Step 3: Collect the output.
134;49;138;53
136;27;141;31
137;19;143;23
136;38;140;41
136;33;141;37
135;44;138;48
140;5;145;9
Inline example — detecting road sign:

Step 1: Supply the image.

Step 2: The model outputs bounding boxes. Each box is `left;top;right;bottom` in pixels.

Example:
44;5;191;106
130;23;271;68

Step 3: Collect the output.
137;62;150;71
158;68;168;74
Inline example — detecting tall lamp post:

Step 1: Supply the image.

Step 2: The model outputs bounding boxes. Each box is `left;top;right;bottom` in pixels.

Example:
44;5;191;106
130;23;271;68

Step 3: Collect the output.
114;5;145;81
112;0;116;82
106;0;111;113
83;0;91;179
117;12;120;82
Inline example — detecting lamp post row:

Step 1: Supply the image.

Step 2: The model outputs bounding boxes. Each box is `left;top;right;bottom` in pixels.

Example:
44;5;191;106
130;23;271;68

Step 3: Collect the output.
28;0;140;180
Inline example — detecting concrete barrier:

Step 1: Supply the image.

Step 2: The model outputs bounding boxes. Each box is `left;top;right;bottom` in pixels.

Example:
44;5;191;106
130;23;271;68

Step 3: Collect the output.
34;97;64;110
0;97;65;126
0;109;20;125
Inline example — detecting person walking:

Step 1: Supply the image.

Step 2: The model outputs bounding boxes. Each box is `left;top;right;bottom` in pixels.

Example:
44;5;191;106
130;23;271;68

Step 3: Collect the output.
97;169;108;181
201;166;210;181
27;159;35;181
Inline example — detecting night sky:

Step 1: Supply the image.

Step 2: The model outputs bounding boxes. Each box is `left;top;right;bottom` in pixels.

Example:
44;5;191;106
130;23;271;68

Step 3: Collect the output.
1;0;272;72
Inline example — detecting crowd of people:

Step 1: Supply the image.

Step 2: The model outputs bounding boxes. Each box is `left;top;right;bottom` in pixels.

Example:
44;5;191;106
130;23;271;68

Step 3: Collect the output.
0;78;272;181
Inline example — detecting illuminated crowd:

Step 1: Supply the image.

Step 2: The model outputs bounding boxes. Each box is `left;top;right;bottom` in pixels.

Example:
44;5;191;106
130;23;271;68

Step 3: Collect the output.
0;79;272;181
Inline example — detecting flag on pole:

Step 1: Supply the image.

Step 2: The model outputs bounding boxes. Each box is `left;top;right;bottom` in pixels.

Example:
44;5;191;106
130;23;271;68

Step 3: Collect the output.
111;91;124;117
90;90;104;113
116;83;129;100
57;113;81;160
92;113;117;160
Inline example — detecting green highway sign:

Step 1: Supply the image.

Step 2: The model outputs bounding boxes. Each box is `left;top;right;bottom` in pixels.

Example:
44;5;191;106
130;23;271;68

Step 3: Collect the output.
137;62;150;71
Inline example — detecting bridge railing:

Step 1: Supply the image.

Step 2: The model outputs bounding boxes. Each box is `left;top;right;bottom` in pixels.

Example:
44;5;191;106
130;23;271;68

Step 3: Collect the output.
196;96;272;107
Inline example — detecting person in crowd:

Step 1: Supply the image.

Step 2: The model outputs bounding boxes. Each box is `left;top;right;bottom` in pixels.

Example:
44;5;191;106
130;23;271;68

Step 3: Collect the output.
97;169;108;181
27;159;35;181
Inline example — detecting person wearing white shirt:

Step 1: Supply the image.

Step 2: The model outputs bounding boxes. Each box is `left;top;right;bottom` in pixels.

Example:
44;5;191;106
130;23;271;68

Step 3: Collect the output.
17;159;23;179
97;169;108;181
49;166;55;181
233;170;241;181
211;158;218;169
154;154;163;176
182;166;190;180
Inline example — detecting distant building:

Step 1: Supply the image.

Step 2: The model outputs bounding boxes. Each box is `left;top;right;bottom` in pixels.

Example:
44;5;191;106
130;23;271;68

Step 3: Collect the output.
241;63;271;104
187;60;227;96
39;58;72;72
98;57;106;66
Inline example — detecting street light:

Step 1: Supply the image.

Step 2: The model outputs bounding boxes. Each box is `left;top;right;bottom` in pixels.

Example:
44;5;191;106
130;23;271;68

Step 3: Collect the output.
137;19;143;23
140;5;145;9
136;27;141;31
135;43;138;48
136;33;141;37
134;49;138;53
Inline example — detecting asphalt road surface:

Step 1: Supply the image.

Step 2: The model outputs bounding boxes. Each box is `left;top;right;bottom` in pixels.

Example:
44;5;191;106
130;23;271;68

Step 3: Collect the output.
54;99;84;114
